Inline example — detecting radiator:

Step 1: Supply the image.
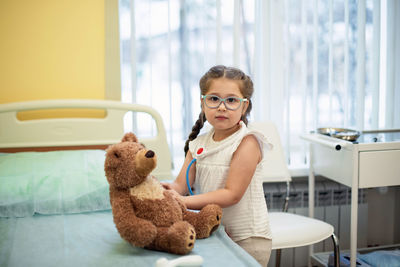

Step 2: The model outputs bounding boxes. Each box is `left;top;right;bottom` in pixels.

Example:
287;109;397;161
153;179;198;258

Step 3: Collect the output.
263;178;368;267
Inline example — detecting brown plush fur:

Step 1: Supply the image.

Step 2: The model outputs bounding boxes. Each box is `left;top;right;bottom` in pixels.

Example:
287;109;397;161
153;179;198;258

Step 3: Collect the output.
104;132;222;255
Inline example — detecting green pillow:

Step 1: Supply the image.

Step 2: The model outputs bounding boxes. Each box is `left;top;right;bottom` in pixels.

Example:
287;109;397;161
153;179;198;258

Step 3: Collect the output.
0;150;110;217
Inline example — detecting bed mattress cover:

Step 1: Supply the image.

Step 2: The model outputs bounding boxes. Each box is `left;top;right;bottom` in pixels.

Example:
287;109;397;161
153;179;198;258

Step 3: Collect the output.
0;210;260;267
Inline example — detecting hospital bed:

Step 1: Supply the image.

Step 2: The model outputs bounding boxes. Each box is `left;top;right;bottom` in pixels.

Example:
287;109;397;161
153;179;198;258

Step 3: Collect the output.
0;99;260;267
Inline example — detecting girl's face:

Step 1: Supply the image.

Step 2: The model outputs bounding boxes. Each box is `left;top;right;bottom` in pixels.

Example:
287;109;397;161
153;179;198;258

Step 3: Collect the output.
202;77;248;139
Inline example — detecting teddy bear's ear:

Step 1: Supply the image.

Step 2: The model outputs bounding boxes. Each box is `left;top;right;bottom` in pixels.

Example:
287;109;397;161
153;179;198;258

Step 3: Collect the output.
121;132;138;143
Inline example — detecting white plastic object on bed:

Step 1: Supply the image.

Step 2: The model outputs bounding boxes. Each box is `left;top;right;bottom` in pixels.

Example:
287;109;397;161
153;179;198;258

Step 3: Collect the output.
0;99;172;180
155;255;204;267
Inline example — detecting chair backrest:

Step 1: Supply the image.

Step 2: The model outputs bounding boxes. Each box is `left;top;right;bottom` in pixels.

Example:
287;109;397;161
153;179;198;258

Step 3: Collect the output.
249;121;291;183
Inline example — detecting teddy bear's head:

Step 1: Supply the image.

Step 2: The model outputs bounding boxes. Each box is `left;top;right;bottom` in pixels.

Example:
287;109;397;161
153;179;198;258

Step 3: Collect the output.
104;132;157;190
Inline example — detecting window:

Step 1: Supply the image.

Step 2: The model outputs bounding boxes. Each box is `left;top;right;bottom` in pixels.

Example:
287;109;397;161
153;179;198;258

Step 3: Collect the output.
119;0;400;175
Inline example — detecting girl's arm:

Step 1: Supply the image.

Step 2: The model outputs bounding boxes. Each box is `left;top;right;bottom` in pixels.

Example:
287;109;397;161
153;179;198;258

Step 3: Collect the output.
161;152;196;196
184;135;261;210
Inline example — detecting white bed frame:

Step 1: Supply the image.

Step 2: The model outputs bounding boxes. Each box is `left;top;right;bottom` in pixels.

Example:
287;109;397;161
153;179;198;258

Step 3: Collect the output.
0;99;172;180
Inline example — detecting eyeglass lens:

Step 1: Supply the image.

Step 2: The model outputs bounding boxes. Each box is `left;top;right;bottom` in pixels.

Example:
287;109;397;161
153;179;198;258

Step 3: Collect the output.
204;95;242;110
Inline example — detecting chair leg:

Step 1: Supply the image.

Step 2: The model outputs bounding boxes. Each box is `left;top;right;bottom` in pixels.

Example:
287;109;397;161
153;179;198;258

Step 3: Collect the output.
331;233;340;267
275;249;281;267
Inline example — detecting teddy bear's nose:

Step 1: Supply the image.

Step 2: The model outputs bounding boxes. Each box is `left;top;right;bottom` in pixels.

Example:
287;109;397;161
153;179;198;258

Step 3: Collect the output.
145;150;155;158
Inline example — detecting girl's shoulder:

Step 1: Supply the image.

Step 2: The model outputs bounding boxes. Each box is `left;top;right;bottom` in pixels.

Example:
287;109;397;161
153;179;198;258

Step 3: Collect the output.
245;124;272;147
241;124;273;159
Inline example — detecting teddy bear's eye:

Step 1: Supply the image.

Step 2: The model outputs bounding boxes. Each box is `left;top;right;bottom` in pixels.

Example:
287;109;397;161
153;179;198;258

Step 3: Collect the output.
114;152;120;158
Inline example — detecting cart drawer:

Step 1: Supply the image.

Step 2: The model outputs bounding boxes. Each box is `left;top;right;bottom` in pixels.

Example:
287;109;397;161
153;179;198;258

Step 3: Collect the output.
359;150;400;188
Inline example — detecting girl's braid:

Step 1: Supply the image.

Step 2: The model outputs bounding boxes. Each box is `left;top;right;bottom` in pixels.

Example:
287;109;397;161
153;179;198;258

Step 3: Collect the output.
184;112;206;156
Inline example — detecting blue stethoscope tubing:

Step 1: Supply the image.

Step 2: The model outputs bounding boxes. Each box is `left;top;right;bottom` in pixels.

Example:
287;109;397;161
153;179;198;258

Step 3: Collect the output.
186;158;196;195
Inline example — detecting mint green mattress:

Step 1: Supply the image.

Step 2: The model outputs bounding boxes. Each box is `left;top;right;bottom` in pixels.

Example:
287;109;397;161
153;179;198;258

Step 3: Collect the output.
0;150;260;267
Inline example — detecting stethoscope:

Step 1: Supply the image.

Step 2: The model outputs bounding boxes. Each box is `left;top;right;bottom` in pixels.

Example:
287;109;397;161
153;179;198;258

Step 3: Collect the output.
185;147;204;195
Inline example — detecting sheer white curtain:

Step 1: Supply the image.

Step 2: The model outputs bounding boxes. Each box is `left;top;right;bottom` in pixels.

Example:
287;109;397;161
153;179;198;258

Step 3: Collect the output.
119;0;400;175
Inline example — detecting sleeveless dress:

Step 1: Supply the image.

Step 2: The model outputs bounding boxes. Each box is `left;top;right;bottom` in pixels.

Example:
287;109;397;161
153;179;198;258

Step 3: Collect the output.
188;121;272;242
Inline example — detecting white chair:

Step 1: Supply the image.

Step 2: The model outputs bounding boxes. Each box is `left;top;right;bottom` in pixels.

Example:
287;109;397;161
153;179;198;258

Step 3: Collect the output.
249;122;339;267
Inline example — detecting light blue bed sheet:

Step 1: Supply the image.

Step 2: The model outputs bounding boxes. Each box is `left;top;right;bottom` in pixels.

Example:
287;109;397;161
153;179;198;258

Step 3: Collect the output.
0;210;261;267
0;150;260;266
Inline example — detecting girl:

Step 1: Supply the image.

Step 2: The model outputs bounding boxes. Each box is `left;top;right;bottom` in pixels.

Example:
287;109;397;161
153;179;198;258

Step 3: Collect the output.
163;65;272;266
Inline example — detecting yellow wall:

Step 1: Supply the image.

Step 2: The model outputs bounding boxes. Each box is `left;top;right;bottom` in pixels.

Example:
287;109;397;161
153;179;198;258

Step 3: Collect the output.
0;0;107;103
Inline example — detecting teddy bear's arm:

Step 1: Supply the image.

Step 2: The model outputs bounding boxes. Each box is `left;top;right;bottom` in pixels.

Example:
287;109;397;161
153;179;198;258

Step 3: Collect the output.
163;190;222;239
110;189;157;247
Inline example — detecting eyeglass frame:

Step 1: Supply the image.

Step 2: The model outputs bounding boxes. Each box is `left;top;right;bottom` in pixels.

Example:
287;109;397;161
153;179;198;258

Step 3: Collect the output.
201;94;248;111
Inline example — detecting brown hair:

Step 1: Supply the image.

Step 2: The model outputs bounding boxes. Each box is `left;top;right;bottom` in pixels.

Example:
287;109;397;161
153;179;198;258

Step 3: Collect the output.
184;65;254;155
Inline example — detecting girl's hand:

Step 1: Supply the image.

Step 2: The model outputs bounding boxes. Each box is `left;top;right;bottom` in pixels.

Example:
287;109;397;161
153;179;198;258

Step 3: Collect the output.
168;189;184;201
161;181;187;196
160;182;172;190
161;182;184;202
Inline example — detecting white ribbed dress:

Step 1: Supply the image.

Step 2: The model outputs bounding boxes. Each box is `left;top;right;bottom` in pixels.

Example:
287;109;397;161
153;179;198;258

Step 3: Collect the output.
189;121;272;242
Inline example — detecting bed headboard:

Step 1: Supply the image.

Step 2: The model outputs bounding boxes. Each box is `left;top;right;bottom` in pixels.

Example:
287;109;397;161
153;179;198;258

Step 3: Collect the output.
0;99;172;180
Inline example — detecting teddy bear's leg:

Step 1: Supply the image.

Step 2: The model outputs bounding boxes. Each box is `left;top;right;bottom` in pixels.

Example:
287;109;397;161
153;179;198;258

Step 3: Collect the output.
183;204;222;239
148;221;196;255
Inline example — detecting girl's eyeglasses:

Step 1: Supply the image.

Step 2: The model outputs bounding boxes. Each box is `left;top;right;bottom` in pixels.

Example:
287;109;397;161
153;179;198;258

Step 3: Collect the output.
201;95;248;111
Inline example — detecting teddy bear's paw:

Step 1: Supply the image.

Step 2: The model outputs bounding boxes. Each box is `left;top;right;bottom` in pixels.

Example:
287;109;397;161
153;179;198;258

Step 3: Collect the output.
196;204;223;239
167;221;196;255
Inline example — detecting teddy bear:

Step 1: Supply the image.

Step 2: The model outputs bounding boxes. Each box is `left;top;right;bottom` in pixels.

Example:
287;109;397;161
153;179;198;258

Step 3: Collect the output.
104;132;222;255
